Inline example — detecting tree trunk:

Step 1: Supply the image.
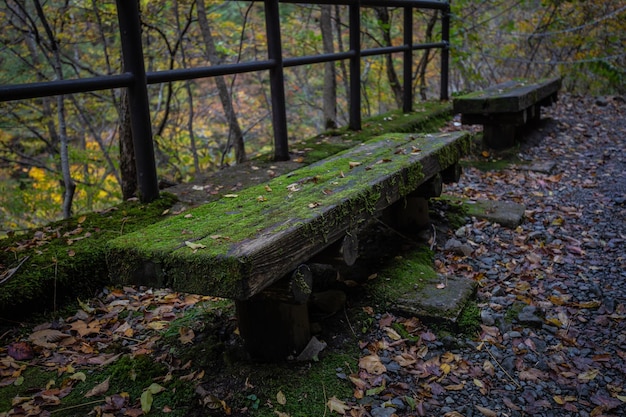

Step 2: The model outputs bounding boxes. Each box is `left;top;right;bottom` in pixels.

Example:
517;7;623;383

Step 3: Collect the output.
118;91;138;200
196;0;246;165
320;5;337;129
374;7;403;109
34;0;75;218
416;12;439;100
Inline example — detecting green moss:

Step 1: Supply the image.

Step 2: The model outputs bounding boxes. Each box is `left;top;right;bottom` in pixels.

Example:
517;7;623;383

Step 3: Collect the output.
0;193;178;318
295;100;453;165
457;301;481;335
432;196;469;230
368;247;437;307
0;367;57;412
221;352;357;417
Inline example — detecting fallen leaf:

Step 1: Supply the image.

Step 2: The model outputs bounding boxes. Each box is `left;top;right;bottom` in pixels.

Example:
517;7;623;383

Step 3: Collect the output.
348;161;361;169
359;355;386;375
475;404;497;417
84;376;110;397
327;396;350;414
185;241;206;250
141;389;154;413
179;327;195;344
276;390;286;405
70;372;87;382
7;342;34;361
223;194;238;198
28;329;69;348
577;368;599;382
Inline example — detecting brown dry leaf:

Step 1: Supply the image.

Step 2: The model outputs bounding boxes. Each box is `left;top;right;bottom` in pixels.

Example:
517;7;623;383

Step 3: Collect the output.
475;405;497;417
483;360;495;377
359;355;386;375
327;396;350;414
444;382;465;391
84;376;110;398
178;327;195;344
28;329;69;348
393;353;416;367
502;397;521;411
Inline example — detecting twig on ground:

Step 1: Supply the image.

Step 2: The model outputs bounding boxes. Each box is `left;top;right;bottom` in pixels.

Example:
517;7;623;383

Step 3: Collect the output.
482;342;522;390
0;255;30;285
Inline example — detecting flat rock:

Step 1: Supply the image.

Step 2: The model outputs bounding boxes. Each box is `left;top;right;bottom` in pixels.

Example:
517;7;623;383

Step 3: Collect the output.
394;275;477;324
466;199;525;228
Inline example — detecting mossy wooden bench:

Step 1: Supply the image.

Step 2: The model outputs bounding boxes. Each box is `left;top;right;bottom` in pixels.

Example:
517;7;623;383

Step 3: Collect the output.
107;131;470;360
452;77;561;149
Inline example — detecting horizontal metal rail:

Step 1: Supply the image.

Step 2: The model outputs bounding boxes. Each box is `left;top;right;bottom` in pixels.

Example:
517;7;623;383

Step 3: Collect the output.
0;0;450;203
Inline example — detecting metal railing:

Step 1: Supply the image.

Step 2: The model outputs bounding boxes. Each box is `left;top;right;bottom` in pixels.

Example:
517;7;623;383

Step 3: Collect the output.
0;0;450;203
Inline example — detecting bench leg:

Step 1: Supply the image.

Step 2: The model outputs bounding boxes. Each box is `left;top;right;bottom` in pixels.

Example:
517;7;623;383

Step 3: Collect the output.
386;196;431;231
236;298;311;361
483;124;517;149
236;265;313;361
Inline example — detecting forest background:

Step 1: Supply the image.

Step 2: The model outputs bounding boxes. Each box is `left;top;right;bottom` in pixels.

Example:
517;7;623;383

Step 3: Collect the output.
0;0;624;232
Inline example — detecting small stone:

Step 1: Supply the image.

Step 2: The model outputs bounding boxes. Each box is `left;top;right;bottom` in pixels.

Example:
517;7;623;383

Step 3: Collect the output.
481;310;496;326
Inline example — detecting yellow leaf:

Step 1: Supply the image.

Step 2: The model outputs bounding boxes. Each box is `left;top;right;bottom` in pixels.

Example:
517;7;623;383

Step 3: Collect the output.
473;378;485;388
616;395;626;402
384;327;402;341
77;215;87;224
275;411;290;417
224;194;238;198
326;396;350;414
276;390;286;405
348;161;361;169
578;369;599;382
184;241;206;250
147;321;169;330
440;363;451;375
70;372;87;382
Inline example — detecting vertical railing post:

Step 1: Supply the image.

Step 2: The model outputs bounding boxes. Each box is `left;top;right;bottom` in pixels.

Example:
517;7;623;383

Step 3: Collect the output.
403;6;413;113
265;0;290;161
349;3;361;131
440;3;450;101
115;0;159;202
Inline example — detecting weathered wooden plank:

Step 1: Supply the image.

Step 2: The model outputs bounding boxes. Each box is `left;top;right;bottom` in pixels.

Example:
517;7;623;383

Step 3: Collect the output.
452;77;561;114
107;131;470;300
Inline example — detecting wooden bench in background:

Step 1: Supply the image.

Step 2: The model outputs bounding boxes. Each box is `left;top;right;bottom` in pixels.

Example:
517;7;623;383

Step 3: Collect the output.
453;77;561;149
107;131;470;360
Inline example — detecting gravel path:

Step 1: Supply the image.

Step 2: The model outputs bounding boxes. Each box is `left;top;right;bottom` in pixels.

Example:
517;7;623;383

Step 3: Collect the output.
355;94;626;417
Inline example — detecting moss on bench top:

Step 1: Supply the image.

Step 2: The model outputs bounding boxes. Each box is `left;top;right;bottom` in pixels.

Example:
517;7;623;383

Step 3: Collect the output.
453;77;562;114
107;131;471;300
